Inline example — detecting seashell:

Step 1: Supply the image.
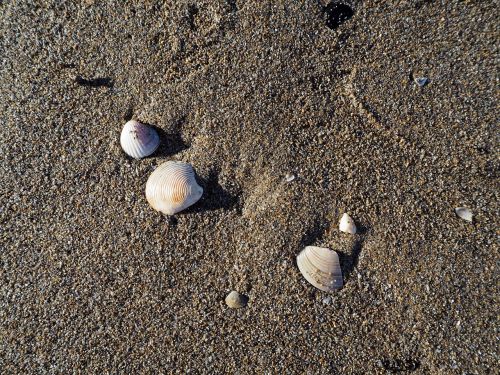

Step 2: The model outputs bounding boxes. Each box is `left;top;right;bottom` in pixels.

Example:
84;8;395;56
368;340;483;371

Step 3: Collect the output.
225;291;249;309
297;246;343;292
145;161;203;215
414;77;429;87
455;207;473;222
339;213;357;234
120;120;160;159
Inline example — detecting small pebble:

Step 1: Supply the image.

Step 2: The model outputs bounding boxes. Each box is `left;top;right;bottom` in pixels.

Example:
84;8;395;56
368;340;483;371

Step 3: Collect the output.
225;291;249;309
285;173;295;182
322;296;332;305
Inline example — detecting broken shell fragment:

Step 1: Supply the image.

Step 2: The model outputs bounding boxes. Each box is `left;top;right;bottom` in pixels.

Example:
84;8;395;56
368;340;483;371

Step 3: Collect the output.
145;161;203;215
225;291;249;308
339;213;357;234
120;120;160;159
297;246;343;292
414;77;429;87
455;207;473;222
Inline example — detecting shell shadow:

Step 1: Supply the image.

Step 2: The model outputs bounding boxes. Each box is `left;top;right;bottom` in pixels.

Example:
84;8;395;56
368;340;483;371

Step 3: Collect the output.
292;217;329;265
337;223;369;281
299;217;329;249
338;238;364;281
184;169;240;214
149;125;189;157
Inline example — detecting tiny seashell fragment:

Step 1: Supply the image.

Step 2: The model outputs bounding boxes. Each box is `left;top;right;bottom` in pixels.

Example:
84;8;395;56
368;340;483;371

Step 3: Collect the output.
297;246;343;292
285;173;295;182
225;291;249;309
414;77;429;87
455;207;473;222
339;213;357;234
145;161;203;215
120;120;160;159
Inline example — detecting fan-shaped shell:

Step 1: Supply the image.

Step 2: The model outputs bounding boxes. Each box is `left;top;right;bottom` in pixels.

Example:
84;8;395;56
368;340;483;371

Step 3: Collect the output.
145;161;203;215
455;207;473;222
339;213;357;234
120;120;160;159
297;246;343;292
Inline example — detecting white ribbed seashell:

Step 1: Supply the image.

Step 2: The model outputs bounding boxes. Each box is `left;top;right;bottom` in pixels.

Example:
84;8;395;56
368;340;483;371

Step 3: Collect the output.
297;246;343;292
120;120;160;159
339;213;357;234
455;207;473;222
145;161;203;215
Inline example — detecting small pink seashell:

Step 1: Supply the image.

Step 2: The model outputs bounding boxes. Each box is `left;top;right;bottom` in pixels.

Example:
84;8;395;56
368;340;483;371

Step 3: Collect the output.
120;120;160;159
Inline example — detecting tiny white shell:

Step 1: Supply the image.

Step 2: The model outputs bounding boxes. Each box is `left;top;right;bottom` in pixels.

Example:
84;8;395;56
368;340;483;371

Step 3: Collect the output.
225;291;248;308
120;120;160;159
297;246;343;292
146;161;203;215
455;207;473;222
339;213;357;234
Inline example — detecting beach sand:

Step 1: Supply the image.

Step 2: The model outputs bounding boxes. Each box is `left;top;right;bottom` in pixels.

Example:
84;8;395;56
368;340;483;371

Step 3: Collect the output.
1;1;498;373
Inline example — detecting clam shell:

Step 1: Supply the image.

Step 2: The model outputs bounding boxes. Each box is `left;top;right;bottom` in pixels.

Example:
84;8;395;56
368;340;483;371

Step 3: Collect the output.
297;246;343;292
225;291;249;309
339;213;357;234
120;120;160;159
145;161;203;215
455;207;473;222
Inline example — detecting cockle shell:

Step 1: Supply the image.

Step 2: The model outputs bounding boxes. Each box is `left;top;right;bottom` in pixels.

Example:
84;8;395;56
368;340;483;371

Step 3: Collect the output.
145;161;203;215
120;120;160;159
297;246;343;292
339;213;357;234
455;207;473;222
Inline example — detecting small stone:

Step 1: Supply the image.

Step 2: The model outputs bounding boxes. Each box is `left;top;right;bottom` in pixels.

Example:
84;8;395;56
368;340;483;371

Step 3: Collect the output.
285;173;295;182
225;291;249;309
322;296;332;305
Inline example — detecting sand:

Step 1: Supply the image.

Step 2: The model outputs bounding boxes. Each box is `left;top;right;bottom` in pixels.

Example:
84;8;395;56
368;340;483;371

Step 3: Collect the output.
1;0;498;373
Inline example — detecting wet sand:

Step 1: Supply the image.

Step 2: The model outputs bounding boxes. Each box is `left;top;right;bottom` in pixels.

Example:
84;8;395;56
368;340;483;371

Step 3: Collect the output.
1;1;498;373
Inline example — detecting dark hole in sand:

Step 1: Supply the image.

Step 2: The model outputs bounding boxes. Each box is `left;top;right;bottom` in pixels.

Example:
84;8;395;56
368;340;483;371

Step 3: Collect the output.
381;358;421;373
227;0;237;13
75;76;113;88
323;2;354;30
187;4;199;31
